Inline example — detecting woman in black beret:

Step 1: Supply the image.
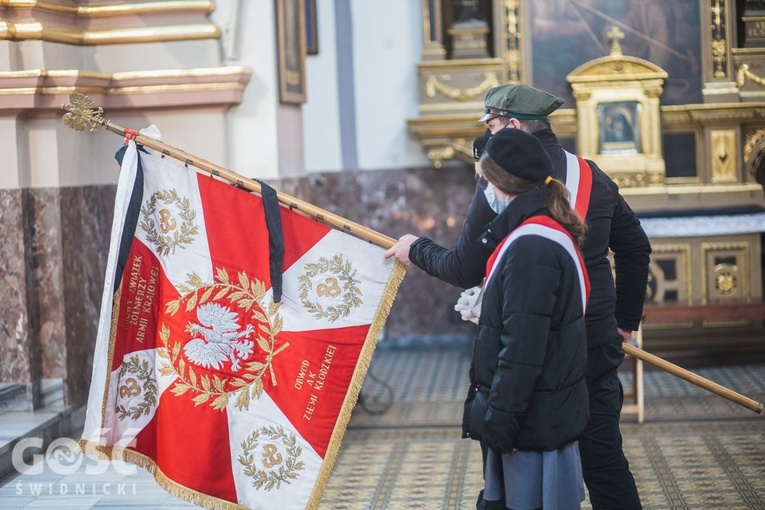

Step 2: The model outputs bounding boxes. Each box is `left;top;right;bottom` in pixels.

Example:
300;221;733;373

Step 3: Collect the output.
464;128;589;510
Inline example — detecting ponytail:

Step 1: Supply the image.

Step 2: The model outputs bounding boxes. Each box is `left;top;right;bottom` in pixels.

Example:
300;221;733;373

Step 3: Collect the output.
547;178;586;247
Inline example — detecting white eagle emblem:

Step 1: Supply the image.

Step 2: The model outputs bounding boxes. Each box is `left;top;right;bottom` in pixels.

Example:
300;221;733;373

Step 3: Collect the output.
184;303;254;371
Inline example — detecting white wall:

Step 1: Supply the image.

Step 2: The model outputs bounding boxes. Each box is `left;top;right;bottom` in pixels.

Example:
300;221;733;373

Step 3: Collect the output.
302;1;342;173
350;0;428;171
215;0;429;176
213;0;282;180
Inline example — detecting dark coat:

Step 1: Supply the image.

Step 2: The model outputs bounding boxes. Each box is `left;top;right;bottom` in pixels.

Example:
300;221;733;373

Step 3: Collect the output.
409;128;651;347
409;182;496;289
463;188;589;453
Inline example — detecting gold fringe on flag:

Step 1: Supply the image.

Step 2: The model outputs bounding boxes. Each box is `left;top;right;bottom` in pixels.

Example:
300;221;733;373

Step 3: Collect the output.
306;261;407;510
77;440;250;510
66;91;412;510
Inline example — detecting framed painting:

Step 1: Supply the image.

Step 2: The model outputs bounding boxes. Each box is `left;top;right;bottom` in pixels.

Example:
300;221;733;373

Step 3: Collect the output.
305;0;318;55
597;101;641;155
529;0;702;107
276;0;307;104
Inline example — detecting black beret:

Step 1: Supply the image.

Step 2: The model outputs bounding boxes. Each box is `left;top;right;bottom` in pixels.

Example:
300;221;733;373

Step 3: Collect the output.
481;84;564;120
484;129;553;182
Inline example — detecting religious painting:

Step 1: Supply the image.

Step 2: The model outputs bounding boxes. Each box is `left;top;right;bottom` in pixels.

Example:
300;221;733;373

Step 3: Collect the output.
305;0;318;55
530;0;702;107
276;0;306;104
598;101;641;154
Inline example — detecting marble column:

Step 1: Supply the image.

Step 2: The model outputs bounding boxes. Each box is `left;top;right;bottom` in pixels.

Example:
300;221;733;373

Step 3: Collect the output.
0;189;43;409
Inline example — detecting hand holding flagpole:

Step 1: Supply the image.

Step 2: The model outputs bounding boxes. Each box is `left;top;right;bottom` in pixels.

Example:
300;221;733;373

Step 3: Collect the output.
61;92;764;416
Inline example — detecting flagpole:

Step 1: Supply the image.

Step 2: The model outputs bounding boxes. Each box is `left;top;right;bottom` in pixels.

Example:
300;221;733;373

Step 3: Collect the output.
60;92;396;249
60;93;764;415
623;343;763;414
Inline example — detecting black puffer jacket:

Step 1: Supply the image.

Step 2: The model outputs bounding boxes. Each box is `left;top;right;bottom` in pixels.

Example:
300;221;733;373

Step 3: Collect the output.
410;128;651;347
463;188;589;452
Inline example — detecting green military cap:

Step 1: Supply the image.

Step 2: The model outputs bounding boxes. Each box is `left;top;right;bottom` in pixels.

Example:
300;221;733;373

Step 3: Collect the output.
478;84;564;122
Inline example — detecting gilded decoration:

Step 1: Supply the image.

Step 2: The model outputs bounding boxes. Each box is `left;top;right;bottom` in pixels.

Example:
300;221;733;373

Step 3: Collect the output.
702;243;750;302
239;425;305;491
567;29;667;187
421;0;446;60
744;129;765;163
424;72;499;100
502;0;522;83
710;129;738;183
607;171;665;189
0;0;218;45
737;63;765;87
715;269;738;295
298;255;363;322
642;244;695;330
743;128;765;185
428;146;456;169
48;70;252;117
61;92;105;132
158;269;289;411
710;0;729;78
645;244;692;305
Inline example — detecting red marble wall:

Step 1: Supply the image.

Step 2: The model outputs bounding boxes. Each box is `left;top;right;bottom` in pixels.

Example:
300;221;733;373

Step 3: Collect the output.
273;163;479;341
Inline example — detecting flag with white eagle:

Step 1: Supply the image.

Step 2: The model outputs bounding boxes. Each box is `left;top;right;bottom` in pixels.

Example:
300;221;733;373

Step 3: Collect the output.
79;135;405;510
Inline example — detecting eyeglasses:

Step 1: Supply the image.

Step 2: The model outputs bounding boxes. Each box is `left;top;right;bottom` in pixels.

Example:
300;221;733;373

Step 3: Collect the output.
478;108;507;123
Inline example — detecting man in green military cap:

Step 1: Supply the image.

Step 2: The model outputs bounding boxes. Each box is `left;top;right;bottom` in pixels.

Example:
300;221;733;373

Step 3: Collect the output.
386;81;650;510
478;83;563;134
478;83;564;125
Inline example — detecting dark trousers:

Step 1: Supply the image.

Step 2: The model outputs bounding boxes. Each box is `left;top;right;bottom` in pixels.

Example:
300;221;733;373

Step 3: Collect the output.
580;342;642;510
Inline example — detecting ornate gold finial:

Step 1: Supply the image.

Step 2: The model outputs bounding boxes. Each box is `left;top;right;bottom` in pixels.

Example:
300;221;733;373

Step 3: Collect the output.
607;26;624;56
61;92;105;132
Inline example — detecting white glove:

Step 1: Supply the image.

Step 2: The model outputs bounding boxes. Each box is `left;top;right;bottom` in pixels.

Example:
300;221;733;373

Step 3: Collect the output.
454;286;482;324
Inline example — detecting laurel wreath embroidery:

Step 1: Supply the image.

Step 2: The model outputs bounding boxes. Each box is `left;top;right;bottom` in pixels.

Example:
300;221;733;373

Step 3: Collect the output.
239;426;304;491
115;355;158;421
140;189;198;256
297;255;363;322
157;268;288;411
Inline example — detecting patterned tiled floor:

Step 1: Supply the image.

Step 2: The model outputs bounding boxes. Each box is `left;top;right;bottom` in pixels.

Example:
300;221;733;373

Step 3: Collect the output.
1;346;764;509
322;347;765;510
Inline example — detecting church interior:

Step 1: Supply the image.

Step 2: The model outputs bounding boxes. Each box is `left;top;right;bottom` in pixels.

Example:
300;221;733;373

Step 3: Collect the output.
1;1;764;508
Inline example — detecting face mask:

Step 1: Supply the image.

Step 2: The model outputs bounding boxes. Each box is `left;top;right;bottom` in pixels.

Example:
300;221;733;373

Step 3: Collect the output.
483;183;508;214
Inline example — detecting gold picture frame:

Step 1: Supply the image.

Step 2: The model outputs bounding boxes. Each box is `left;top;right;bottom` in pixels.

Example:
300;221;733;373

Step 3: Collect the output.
305;0;318;55
597;101;641;155
276;0;307;104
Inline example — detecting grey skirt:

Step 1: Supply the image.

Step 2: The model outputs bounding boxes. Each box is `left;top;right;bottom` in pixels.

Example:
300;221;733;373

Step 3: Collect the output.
483;441;585;510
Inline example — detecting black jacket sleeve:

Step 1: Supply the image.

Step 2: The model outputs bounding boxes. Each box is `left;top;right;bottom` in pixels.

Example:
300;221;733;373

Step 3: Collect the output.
408;182;497;288
610;192;652;331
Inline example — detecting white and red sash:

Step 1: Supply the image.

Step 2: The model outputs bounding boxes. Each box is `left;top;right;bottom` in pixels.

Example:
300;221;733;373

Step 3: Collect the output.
564;151;593;221
485;215;590;313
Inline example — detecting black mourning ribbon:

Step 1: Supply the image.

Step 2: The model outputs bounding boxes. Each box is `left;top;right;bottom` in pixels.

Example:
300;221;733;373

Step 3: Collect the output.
255;180;285;303
114;144;285;303
113;143;145;293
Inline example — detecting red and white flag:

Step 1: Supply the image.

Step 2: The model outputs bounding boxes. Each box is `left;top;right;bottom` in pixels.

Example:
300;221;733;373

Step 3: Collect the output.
80;136;405;509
